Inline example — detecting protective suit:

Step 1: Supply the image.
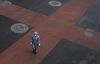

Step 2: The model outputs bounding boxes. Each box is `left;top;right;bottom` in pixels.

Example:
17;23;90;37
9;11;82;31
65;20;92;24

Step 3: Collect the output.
31;32;40;54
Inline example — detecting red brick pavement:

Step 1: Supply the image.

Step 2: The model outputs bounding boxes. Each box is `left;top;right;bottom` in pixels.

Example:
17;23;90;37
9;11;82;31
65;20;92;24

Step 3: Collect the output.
0;0;100;64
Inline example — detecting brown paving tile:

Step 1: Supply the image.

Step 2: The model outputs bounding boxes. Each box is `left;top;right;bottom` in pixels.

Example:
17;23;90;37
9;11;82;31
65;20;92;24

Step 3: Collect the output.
0;0;98;64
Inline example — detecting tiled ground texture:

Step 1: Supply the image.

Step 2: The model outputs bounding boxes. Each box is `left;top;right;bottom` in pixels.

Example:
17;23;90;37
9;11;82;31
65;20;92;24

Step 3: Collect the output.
0;15;32;53
9;0;69;15
77;0;100;32
0;0;100;64
41;39;100;64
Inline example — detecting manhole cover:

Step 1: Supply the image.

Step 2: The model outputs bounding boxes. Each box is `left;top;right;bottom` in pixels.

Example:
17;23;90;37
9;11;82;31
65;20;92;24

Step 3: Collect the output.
11;23;29;33
3;1;12;4
0;1;12;5
48;1;62;7
84;31;93;38
0;1;12;7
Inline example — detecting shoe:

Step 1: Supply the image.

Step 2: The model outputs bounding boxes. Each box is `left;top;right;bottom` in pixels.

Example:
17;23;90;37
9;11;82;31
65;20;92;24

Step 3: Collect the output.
33;48;37;54
33;51;37;54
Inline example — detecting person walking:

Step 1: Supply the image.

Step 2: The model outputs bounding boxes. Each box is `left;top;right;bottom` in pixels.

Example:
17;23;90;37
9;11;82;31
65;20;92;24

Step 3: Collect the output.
31;32;40;54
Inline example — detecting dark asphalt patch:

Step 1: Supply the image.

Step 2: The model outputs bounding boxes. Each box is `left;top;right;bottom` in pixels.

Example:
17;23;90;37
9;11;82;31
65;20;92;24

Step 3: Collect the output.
77;0;100;32
40;39;100;64
0;15;32;53
9;0;69;16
